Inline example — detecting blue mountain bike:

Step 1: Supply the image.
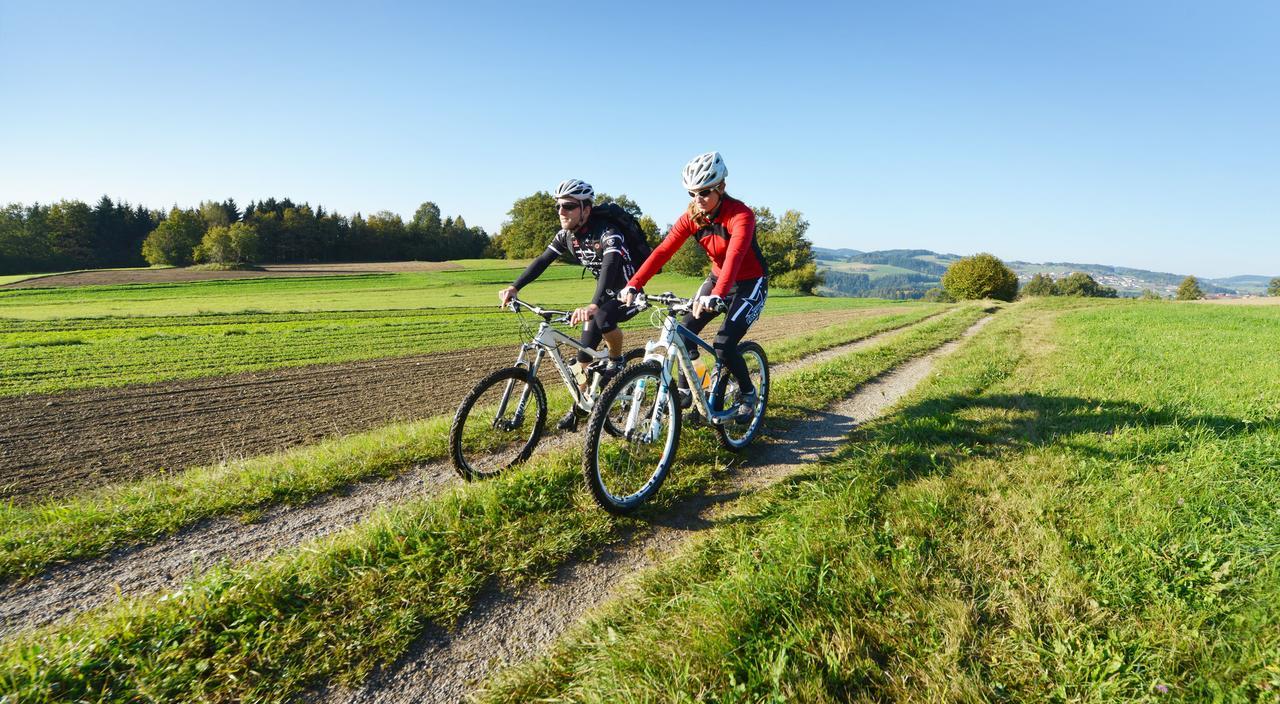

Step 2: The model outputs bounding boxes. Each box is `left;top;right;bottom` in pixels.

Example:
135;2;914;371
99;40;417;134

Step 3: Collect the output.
581;292;768;514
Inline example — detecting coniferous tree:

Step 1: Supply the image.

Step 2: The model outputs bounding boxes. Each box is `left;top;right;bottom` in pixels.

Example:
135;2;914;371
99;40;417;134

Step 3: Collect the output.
1176;276;1205;300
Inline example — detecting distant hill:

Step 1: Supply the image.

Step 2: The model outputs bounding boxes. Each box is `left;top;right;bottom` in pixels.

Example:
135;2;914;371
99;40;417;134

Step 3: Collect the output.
813;247;1273;299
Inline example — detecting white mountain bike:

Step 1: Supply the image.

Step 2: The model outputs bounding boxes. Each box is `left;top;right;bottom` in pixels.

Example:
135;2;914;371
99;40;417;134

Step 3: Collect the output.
581;292;768;514
449;297;642;481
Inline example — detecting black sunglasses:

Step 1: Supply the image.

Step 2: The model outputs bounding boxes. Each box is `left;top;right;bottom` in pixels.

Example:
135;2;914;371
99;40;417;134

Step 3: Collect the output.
688;187;717;198
555;202;581;212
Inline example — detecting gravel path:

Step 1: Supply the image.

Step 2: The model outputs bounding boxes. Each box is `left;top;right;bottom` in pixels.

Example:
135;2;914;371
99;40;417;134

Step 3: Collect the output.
0;312;927;640
319;316;993;704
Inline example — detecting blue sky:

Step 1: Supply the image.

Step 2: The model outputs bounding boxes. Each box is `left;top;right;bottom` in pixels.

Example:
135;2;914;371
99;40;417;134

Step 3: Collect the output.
1;1;1276;278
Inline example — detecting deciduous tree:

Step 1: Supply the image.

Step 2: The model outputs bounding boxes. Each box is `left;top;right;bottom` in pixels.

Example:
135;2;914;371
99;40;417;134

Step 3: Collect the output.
141;208;205;266
497;191;559;259
1020;273;1057;297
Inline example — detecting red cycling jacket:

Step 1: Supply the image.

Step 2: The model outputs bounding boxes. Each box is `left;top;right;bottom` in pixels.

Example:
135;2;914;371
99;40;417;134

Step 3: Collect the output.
628;195;768;297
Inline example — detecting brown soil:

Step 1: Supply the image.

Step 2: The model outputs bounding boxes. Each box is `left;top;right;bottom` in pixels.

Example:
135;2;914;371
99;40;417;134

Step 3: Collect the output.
0;308;898;504
3;261;463;288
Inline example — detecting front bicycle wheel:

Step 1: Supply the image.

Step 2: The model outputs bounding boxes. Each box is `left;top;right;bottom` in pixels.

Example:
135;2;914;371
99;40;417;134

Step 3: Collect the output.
449;366;547;481
582;361;681;515
711;341;769;450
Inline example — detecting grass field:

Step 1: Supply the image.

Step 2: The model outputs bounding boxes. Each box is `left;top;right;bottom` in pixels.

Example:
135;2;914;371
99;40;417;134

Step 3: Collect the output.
484;299;1280;702
0;263;911;396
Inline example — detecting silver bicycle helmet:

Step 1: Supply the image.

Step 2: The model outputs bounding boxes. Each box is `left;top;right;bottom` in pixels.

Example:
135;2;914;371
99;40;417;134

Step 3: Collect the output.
553;178;594;202
681;151;728;191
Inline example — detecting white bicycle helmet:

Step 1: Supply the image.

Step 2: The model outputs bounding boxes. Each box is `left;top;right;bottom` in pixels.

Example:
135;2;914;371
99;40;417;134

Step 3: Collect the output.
681;151;728;191
553;178;594;202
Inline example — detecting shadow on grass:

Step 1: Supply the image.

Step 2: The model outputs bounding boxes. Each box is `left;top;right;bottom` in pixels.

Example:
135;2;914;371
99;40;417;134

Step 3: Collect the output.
833;391;1272;483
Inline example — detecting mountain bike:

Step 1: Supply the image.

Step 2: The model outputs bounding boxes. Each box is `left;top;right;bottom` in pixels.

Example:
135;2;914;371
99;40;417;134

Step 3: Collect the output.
449;297;642;481
581;292;769;514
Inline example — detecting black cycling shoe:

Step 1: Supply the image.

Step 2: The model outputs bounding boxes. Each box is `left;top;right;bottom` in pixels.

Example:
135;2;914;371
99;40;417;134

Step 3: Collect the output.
677;387;693;409
557;407;587;431
589;357;625;384
734;390;759;423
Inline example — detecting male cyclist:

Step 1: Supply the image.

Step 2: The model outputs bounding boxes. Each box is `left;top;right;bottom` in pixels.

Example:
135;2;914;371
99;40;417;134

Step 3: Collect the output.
498;179;642;430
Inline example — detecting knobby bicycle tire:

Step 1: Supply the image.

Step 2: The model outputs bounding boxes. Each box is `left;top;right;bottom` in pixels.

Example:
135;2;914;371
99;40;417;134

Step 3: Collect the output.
582;360;681;515
449;366;547;481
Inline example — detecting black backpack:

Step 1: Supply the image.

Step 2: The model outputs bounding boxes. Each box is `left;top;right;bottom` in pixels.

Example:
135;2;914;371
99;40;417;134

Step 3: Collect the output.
589;202;654;269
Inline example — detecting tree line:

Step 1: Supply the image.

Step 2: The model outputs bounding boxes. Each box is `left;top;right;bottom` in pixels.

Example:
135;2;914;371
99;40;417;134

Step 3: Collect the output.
0;197;158;274
1;191;823;295
0;197;492;273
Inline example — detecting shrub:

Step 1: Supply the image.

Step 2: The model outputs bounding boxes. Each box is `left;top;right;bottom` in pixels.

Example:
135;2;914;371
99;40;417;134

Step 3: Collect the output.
1268;277;1280;297
1056;272;1118;298
1140;289;1163;301
941;253;1018;301
1020;273;1057;297
773;262;821;294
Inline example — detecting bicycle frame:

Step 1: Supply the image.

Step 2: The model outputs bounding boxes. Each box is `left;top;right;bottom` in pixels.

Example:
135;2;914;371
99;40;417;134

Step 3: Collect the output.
623;299;739;442
495;298;612;425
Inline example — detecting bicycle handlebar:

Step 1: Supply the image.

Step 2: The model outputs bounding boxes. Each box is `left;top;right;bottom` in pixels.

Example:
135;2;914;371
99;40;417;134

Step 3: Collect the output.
634;291;725;314
507;297;572;324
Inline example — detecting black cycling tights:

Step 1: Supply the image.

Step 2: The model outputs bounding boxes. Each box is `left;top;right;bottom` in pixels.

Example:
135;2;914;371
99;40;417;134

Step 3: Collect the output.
682;276;768;394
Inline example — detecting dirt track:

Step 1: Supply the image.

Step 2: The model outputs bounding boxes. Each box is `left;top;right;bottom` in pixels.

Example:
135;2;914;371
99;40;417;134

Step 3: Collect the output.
0;308;900;503
2;261;463;288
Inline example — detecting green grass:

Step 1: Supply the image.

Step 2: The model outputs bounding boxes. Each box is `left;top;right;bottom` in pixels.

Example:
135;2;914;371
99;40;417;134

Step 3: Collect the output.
0;305;949;580
0;265;910;396
0;306;988;703
482;299;1280;702
0;261;898;321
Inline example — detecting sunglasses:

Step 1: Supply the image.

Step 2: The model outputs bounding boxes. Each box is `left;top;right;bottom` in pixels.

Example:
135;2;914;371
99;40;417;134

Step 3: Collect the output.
688;187;718;198
555;202;581;212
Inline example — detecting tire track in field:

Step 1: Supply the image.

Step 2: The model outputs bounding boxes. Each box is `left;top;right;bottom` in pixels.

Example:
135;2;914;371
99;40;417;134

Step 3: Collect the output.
318;316;994;704
0;309;899;503
0;310;926;639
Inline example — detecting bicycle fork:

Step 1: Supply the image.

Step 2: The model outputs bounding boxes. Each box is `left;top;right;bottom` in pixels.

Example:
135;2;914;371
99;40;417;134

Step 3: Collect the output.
497;343;544;429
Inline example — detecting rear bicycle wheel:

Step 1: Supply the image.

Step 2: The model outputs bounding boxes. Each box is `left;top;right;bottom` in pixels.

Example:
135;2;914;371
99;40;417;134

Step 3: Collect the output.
582;361;681;515
449;366;547;481
711;341;769;450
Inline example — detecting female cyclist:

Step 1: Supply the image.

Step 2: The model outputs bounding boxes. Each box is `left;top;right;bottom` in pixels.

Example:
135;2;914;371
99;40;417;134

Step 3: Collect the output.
621;151;767;419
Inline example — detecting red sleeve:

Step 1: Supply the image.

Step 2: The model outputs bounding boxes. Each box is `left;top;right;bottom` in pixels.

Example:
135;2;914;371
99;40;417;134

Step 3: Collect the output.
628;213;693;289
711;205;756;297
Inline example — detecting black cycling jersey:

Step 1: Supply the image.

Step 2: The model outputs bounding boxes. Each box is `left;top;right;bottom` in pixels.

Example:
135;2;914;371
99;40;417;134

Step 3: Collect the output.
512;216;639;305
